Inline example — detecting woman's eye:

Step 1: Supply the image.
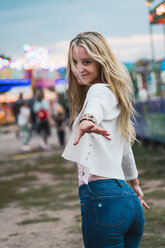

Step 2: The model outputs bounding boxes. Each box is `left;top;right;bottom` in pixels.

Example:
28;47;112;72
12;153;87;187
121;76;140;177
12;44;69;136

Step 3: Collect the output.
83;60;91;65
73;59;77;65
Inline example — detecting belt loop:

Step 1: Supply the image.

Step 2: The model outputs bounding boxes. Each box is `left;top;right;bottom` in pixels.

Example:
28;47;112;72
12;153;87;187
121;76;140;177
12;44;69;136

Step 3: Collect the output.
115;179;123;188
86;183;93;195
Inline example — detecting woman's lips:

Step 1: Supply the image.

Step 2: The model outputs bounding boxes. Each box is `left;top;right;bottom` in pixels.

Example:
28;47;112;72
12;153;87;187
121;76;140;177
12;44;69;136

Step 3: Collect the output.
81;74;88;77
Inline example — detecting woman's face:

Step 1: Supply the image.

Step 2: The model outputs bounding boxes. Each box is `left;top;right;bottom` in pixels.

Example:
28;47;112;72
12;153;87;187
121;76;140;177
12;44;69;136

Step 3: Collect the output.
72;45;101;86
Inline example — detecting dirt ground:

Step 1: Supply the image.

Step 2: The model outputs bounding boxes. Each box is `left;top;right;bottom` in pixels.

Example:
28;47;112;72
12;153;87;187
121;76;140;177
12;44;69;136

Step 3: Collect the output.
0;206;83;248
0;156;84;248
0;127;85;248
0;140;165;248
0;166;164;248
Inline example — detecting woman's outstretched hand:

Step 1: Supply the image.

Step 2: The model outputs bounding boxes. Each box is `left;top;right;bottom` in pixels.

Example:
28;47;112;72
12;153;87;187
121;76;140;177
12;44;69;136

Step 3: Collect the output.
74;120;111;145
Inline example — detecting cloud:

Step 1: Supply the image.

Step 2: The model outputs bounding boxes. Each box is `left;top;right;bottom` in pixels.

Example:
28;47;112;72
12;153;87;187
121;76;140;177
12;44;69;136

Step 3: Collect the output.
17;33;164;67
48;41;70;67
49;33;164;65
108;33;164;62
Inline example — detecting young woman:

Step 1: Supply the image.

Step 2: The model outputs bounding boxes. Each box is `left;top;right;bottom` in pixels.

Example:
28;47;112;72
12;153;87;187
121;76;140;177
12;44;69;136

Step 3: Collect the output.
62;31;149;248
33;88;52;151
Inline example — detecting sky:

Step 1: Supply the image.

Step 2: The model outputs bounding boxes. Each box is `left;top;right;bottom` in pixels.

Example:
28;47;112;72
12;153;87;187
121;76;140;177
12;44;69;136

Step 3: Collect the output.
0;0;164;66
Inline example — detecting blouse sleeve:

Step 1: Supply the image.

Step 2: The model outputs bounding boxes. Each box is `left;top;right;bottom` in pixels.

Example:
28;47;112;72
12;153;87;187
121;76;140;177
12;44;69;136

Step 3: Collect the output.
84;85;117;125
121;141;138;180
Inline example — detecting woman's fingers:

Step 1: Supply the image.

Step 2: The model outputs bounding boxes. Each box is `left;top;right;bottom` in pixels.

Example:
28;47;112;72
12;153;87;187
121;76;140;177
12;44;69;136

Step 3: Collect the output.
73;129;84;145
89;126;111;139
102;134;112;140
74;122;111;145
90;126;110;135
74;123;96;145
140;199;150;209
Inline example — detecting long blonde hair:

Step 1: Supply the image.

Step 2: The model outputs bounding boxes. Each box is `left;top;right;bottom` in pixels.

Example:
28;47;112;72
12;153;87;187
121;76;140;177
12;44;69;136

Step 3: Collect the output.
66;31;136;143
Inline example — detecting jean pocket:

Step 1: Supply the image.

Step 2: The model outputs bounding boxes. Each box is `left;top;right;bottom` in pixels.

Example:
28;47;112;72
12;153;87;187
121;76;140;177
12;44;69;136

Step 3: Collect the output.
92;195;125;227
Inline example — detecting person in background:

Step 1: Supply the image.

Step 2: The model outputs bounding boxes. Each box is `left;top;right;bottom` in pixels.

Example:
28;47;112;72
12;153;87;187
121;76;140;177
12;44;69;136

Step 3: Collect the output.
33;88;53;151
17;101;31;151
12;93;24;138
62;31;149;248
54;107;66;148
28;89;37;134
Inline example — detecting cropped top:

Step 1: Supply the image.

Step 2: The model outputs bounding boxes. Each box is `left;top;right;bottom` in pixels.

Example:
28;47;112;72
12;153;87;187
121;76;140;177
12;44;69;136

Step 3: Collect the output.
62;83;138;184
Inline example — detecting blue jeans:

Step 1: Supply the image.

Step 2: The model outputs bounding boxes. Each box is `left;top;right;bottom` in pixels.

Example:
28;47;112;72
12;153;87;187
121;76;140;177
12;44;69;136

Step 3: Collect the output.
79;179;145;248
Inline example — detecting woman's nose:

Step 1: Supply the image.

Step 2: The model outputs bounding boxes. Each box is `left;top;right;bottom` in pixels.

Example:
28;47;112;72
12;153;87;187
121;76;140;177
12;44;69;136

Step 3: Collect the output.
76;63;84;73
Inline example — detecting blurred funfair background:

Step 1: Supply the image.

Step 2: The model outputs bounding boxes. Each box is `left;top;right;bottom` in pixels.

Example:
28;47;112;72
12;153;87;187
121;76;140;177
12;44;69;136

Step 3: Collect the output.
0;0;165;140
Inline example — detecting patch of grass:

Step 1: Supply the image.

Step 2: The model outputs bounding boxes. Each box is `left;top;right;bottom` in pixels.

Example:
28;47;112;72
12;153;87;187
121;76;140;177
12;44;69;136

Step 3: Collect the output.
0;161;5;166
66;203;80;209
62;194;78;202
0;238;8;242
75;214;81;222
39;165;76;179
133;143;165;180
14;181;78;210
37;155;66;166
0;164;37;177
0;153;78;210
17;185;61;210
143;206;165;235
144;190;165;200
17;216;60;225
56;181;78;194
141;235;165;248
0;175;38;209
0;155;69;178
8;233;19;237
140;197;165;247
132;143;165;247
67;224;82;234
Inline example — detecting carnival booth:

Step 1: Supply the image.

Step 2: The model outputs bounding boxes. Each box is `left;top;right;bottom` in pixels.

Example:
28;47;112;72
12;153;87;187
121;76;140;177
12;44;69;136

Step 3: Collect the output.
0;49;66;125
0;77;32;124
134;59;165;143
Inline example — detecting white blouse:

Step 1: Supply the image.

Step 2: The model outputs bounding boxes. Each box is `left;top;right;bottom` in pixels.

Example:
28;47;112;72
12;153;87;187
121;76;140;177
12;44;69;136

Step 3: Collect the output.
62;83;138;184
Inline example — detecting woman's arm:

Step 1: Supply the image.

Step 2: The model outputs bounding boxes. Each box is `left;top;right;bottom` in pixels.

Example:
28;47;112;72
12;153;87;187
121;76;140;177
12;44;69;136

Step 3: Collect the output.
128;177;150;209
122;142;149;209
74;85;116;145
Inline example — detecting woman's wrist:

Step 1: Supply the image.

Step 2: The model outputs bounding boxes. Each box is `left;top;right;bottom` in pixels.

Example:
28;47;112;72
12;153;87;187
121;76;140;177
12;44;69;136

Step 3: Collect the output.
128;178;139;187
79;118;96;125
79;113;97;125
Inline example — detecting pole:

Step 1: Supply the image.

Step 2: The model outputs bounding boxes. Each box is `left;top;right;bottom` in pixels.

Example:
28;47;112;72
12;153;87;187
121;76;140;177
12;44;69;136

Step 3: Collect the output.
147;4;162;97
149;23;156;72
148;20;161;97
163;24;165;58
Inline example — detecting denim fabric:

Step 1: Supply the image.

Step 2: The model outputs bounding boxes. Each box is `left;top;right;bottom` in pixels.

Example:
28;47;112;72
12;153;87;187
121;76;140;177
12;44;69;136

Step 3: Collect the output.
79;179;145;248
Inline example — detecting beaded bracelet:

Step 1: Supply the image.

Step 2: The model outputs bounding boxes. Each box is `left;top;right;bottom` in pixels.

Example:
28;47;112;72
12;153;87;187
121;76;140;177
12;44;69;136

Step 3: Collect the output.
81;114;96;123
79;118;96;125
82;114;95;120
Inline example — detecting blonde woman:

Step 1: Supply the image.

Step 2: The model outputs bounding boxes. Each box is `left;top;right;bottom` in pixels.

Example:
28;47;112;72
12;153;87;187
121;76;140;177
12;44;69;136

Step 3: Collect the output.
62;31;149;248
